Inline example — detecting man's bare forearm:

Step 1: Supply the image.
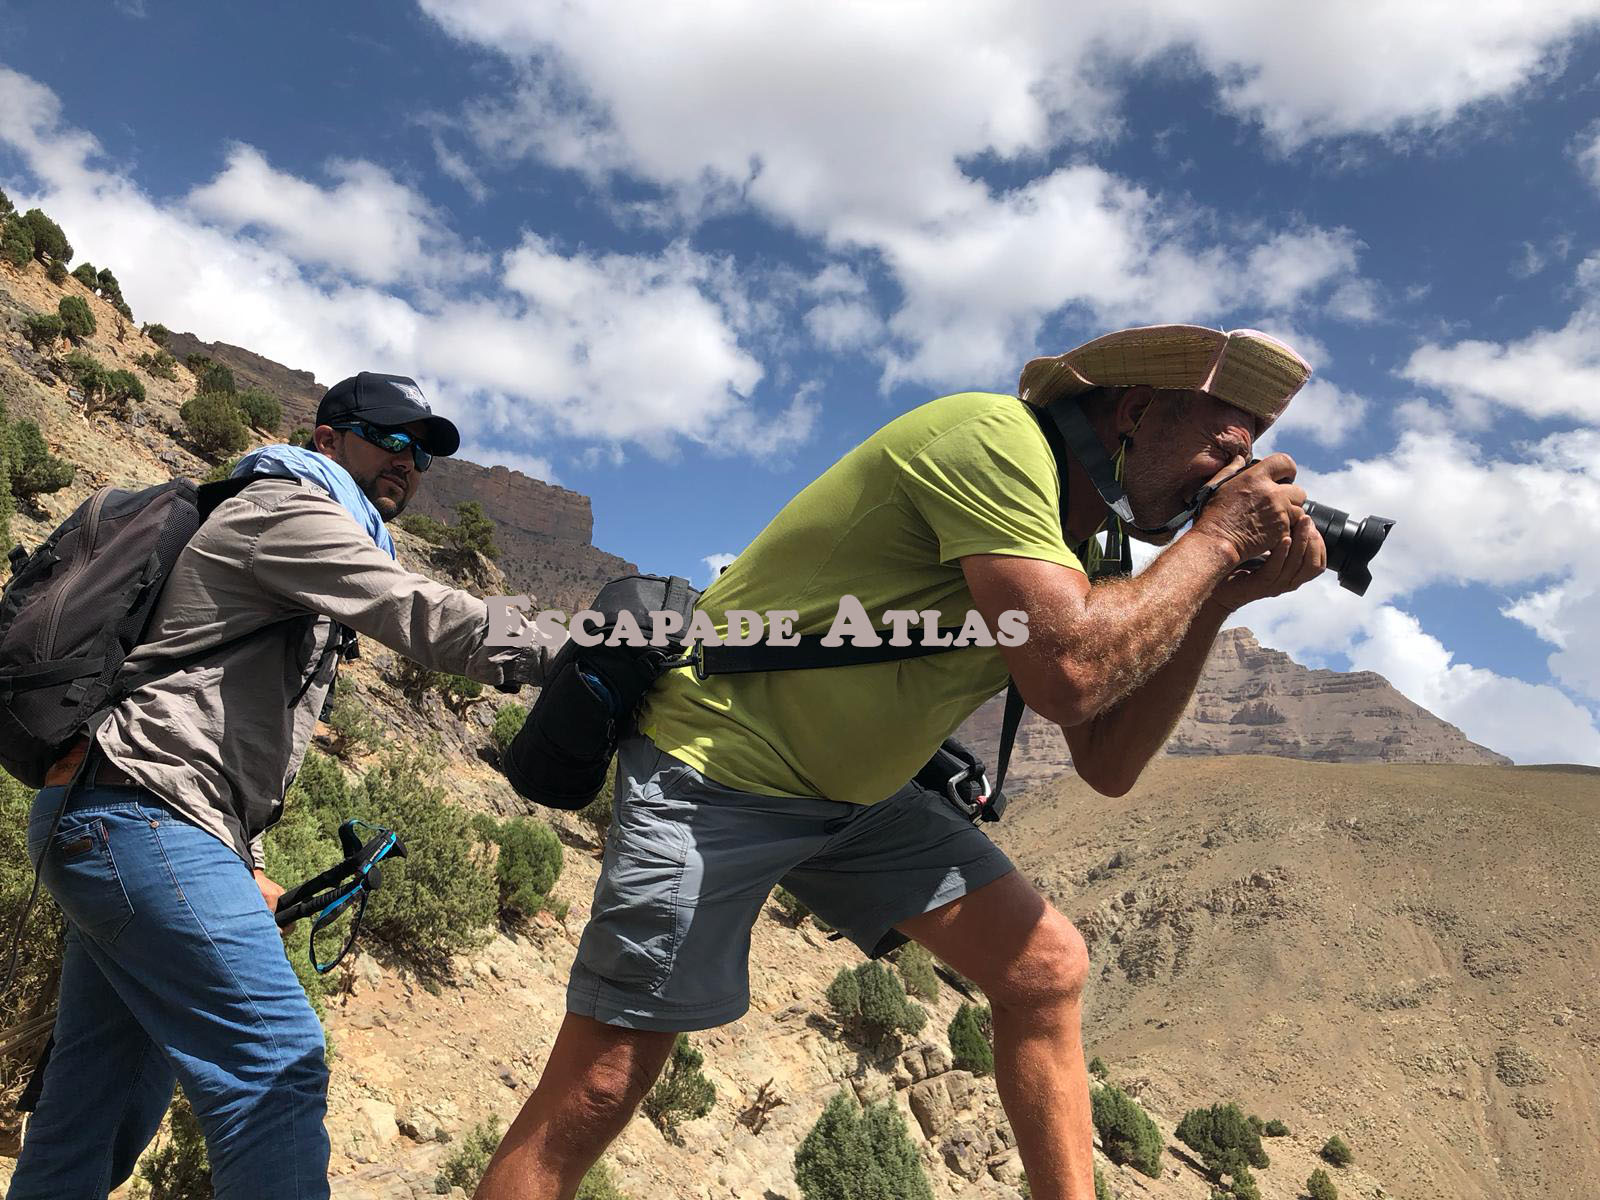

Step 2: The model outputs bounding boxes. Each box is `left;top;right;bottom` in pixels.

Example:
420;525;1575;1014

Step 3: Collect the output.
1029;529;1238;724
1062;598;1230;795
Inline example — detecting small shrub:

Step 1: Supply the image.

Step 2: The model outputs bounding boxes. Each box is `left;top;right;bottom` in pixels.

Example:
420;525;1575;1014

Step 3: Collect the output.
234;388;282;432
1;772;64;1095
578;778;614;845
1091;1082;1163;1178
0;217;33;267
96;267;122;301
440;500;500;574
22;312;63;351
771;885;811;925
142;321;171;345
1307;1167;1338;1200
201;455;242;485
825;968;860;1018
1263;1118;1290;1137
1095;1164;1114;1200
893;942;939;1001
56;294;96;343
1320;1135;1353;1167
1224;1165;1261;1200
494;816;563;921
793;1090;932;1200
441;673;483;715
180;392;250;457
19;209;70;264
433;1116;501;1194
136;348;180;381
392;657;445;706
320;678;381;756
1176;1101;1269;1181
288;426;313;448
8;420;75;500
0;187;11;216
102;368;146;416
827;961;925;1051
192;359;236;395
137;1090;212;1199
64;348;108;399
491;702;527;756
0;427;12;556
643;1034;716;1144
397;512;448;544
353;748;497;973
72;262;99;288
575;1160;629;1200
948;1002;994;1075
45;259;67;286
1088;1056;1109;1079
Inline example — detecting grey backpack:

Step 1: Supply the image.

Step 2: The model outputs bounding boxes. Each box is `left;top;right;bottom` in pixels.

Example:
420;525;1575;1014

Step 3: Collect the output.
0;473;278;787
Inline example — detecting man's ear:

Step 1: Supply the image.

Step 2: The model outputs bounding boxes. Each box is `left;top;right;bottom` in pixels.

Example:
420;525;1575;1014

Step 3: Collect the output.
1115;385;1158;440
310;424;343;459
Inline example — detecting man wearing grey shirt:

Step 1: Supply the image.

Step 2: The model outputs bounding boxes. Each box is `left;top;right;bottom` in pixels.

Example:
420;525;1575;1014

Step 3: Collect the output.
10;373;546;1200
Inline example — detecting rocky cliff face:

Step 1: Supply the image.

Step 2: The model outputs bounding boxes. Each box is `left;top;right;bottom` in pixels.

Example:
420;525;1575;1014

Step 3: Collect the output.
959;627;1510;794
159;332;633;610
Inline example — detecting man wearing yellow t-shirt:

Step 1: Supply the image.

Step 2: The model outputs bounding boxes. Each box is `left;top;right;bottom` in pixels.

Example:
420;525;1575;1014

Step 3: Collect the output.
480;326;1327;1200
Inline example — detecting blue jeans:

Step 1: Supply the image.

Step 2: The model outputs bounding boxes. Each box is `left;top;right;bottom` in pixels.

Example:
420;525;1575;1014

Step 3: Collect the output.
9;784;330;1200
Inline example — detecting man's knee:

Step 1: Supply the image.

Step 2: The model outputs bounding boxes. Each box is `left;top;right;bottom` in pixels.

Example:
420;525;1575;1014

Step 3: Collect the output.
988;910;1090;1012
545;1051;664;1150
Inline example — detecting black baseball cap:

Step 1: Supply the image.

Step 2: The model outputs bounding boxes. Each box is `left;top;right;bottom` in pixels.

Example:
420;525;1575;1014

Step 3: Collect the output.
316;372;461;457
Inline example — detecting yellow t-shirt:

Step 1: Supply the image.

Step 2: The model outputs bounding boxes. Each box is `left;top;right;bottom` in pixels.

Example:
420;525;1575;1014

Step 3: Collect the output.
639;392;1084;804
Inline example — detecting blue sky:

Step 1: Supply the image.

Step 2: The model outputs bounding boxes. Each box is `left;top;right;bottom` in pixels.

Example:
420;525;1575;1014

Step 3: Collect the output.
3;2;1599;763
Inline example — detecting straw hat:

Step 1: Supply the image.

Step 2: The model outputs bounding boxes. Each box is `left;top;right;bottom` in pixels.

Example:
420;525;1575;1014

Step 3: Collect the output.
1018;324;1312;431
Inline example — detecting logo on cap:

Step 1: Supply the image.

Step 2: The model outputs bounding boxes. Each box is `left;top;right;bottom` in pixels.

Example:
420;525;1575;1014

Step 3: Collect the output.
394;381;430;411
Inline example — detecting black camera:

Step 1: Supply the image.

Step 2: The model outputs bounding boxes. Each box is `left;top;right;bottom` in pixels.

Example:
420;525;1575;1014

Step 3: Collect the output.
1301;501;1394;596
1217;460;1394;596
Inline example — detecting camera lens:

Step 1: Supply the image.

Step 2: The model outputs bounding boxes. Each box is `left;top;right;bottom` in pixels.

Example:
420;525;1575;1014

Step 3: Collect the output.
1303;500;1395;596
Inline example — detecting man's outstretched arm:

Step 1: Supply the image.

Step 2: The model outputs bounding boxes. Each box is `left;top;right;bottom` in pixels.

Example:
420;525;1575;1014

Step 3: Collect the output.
1060;504;1328;794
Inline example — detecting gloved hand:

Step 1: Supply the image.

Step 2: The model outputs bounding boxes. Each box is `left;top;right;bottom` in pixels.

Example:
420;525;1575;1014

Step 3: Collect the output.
495;643;552;692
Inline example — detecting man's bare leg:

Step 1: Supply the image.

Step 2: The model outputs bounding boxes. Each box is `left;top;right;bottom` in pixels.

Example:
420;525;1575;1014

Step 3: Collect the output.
896;869;1095;1200
474;1013;677;1200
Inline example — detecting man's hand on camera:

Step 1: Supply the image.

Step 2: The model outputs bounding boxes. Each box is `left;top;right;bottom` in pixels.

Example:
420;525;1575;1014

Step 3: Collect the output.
1208;506;1327;613
1189;453;1307;568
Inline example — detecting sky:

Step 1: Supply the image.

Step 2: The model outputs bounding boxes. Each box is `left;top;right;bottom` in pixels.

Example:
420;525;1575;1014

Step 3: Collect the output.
2;1;1599;764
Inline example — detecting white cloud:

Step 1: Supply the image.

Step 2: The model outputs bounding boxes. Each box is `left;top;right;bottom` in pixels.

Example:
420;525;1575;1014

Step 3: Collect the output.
186;145;483;286
1160;0;1600;148
703;552;737;585
1348;606;1600;765
1292;427;1600;595
458;444;559;486
1243;227;1364;310
421;0;1600;163
1399;298;1600;425
0;67;791;463
1572;120;1600;193
871;170;1365;389
418;2;1405;389
1257;377;1371;452
805;299;883;352
1511;241;1548;279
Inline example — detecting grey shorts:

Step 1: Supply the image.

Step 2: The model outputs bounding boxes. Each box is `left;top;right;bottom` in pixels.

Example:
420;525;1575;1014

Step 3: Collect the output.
567;734;1016;1031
